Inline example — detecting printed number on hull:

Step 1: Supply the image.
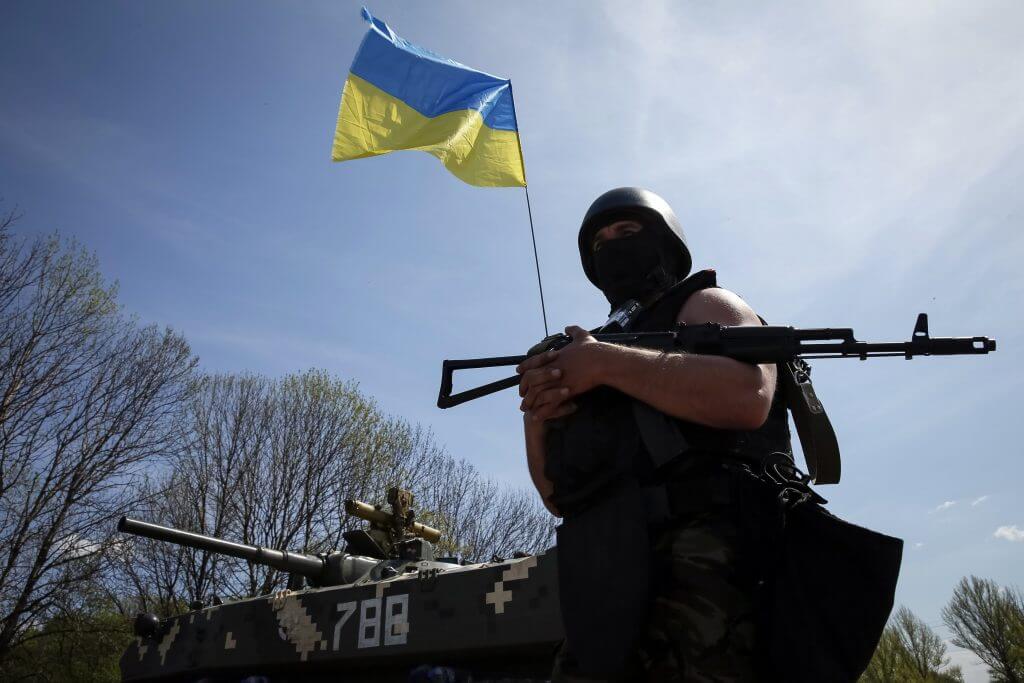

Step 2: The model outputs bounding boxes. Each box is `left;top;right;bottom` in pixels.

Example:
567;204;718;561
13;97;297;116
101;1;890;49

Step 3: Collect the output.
333;595;409;650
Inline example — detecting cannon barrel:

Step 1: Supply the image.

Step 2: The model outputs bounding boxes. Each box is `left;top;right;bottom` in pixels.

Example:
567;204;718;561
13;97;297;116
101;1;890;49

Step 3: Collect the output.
118;516;326;579
344;499;442;543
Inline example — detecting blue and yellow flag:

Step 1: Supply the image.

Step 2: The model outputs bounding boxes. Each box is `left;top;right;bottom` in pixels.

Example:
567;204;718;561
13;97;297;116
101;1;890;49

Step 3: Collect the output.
332;8;526;187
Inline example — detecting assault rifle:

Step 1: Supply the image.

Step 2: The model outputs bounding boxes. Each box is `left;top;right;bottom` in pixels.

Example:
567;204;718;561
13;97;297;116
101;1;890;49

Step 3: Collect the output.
437;313;995;409
437;314;994;485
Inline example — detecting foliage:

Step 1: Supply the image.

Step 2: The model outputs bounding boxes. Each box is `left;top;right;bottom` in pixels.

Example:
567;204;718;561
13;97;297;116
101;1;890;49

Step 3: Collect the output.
861;627;910;683
0;217;195;662
942;576;1024;683
110;371;557;606
0;578;131;683
860;606;963;682
0;210;556;677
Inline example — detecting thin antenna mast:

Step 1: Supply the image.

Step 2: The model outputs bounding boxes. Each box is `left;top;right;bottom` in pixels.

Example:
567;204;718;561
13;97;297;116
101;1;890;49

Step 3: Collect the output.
508;82;549;336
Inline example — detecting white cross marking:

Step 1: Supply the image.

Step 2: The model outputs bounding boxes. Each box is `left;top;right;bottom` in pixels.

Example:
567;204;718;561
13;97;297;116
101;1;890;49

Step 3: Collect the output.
485;581;512;614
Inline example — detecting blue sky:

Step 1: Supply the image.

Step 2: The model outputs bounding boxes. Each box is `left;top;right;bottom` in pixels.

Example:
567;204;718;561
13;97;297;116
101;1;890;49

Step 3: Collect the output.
2;1;1021;678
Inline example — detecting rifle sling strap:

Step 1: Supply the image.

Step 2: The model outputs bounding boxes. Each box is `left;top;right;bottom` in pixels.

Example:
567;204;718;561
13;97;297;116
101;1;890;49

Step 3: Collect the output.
780;358;841;484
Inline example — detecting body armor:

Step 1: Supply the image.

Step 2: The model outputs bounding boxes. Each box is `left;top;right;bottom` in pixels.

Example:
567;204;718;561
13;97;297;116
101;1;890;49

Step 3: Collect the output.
544;269;791;516
544;269;791;678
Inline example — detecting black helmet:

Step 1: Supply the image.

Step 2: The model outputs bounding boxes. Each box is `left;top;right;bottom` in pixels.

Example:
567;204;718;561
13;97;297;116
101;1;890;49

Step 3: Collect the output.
578;187;691;288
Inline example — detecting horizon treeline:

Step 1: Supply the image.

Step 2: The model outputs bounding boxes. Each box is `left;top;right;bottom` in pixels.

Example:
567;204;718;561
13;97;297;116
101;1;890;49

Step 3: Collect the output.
860;576;1024;682
0;213;556;679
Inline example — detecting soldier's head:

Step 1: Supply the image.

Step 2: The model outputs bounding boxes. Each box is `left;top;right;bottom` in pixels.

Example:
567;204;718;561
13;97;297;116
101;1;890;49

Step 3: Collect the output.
578;187;691;308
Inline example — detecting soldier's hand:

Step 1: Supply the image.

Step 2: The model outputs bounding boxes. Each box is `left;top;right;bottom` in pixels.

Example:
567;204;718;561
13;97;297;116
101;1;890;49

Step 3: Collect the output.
523;399;578;424
548;325;604;394
517;355;568;415
516;344;559;375
517;325;604;421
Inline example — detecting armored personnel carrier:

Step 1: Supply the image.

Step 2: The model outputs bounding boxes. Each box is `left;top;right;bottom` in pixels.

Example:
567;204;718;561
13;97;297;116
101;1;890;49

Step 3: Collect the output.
119;488;562;682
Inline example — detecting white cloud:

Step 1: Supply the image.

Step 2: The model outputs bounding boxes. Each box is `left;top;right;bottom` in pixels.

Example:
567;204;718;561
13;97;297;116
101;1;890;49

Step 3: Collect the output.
971;495;989;506
994;525;1024;542
582;0;1024;295
53;533;102;560
932;500;957;513
914;542;925;550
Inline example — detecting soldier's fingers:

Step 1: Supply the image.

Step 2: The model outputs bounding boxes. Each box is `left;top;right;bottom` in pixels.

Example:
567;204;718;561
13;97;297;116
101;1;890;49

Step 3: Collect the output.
521;384;564;411
531;395;575;422
518;367;562;397
522;386;570;413
516;349;558;374
547;401;578;420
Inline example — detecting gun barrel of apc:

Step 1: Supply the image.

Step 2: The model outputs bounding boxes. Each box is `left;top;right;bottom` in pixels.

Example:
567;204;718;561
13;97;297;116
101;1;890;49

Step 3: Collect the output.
117;517;325;578
344;500;442;543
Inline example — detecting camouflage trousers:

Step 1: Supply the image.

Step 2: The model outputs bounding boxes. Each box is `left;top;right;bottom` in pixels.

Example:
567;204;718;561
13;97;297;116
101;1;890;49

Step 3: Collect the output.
552;504;767;683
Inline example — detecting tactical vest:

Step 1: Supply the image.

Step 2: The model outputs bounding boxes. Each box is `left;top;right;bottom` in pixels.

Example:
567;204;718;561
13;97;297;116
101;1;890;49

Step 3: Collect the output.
545;271;900;681
543;269;792;517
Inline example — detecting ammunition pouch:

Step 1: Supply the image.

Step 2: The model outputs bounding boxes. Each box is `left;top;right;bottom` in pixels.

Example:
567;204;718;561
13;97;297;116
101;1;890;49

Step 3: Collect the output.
724;455;903;682
768;502;902;681
556;455;901;682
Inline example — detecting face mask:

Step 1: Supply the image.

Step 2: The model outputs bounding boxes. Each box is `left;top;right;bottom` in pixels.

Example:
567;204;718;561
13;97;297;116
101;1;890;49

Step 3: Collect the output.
592;231;671;307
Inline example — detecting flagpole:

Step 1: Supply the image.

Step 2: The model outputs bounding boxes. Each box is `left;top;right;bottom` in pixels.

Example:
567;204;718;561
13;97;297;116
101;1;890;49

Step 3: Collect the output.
508;82;549;337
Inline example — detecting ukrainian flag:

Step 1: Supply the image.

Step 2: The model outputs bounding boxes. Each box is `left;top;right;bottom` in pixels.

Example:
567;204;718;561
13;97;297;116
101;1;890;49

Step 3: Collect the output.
332;9;526;188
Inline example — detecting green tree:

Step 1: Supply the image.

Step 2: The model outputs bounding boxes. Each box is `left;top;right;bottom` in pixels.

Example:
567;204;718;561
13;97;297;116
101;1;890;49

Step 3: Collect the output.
861;627;911;682
861;606;963;682
0;603;129;682
942;576;1024;683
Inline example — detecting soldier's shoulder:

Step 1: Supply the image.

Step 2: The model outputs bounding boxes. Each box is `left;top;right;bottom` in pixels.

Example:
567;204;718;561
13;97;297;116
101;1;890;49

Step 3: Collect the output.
677;286;760;326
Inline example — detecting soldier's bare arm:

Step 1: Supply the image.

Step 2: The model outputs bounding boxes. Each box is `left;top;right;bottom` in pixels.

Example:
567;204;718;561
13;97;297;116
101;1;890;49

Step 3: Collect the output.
518;353;574;516
523;415;564;517
520;287;775;429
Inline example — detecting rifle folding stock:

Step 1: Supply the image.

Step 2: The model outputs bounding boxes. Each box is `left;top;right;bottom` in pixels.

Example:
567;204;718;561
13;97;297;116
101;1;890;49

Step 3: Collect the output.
437;314;995;409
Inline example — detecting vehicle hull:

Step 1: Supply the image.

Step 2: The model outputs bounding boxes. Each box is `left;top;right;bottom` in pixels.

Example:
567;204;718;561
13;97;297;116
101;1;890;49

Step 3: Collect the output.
121;549;562;681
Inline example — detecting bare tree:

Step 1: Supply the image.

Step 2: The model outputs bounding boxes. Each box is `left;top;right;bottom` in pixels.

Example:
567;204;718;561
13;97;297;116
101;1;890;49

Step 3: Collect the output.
0;212;554;676
116;369;556;603
106;470;200;619
229;371;379;596
942;576;1024;683
169;374;268;602
0;223;194;664
414;455;556;561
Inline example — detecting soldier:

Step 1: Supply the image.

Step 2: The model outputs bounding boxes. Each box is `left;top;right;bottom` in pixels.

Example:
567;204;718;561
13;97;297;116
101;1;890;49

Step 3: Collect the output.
517;188;792;681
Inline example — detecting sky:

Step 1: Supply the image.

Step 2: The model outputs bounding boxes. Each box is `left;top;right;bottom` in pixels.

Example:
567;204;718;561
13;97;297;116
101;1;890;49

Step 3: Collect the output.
2;1;1022;679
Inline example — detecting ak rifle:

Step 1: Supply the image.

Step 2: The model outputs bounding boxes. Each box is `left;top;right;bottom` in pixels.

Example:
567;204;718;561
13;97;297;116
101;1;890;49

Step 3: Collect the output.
437;314;996;409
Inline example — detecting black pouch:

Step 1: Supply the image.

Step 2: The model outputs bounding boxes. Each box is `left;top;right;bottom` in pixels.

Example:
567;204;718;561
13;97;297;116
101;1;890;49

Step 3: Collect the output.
555;478;651;679
764;495;903;682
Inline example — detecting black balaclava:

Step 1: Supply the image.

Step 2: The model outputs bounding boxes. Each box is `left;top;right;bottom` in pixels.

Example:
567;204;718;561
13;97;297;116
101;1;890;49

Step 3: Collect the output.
578;189;691;311
590;219;677;308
